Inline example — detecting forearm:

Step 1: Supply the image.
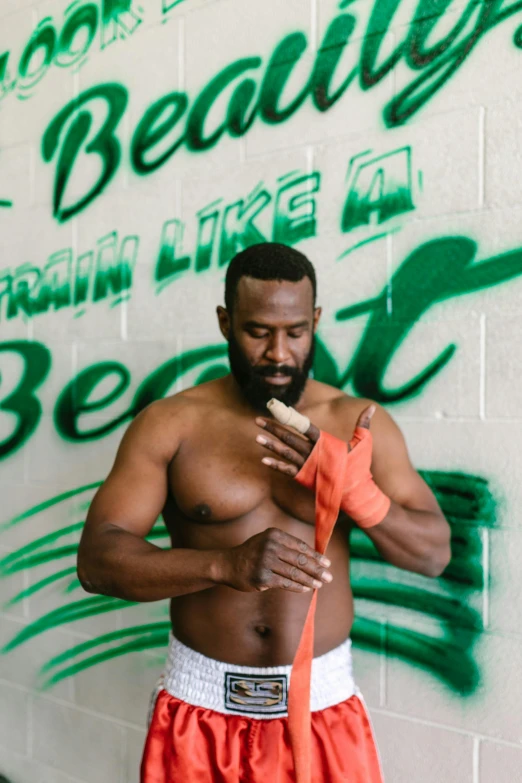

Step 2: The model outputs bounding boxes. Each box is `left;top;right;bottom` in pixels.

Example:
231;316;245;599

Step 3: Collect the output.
362;501;452;577
77;525;227;602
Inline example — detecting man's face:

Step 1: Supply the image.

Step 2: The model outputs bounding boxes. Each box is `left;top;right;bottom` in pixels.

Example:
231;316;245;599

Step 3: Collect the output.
220;276;321;412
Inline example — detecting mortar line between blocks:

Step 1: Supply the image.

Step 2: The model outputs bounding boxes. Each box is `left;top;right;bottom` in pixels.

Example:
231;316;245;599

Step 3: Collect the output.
386;233;393;315
473;737;480;783
73;68;80;101
121;298;128;341
379;621;387;708
310;0;318;51
22;567;31;619
27;314;34;343
120;721;128;783
482;527;490;630
72;216;79;257
306;144;314;175
29;144;36;207
23;412;30;483
239;138;246;164
370;707;522;747
6;680;152;733
178;16;185;91
0;746;89;783
72;340;79;379
478;106;485;208
479;313;486;421
27;691;33;758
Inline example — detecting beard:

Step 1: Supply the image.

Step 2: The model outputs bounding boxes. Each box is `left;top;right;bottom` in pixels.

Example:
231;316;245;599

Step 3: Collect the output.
228;332;315;412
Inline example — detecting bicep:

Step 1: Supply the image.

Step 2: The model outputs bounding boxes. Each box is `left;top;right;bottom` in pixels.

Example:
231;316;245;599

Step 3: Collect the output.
370;406;441;514
84;405;178;539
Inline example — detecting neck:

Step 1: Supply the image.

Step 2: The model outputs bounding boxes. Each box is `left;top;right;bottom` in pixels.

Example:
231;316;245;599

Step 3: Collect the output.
223;373;312;414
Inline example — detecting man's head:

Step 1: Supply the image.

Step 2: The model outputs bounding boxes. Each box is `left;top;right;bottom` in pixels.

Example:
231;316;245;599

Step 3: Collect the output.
217;243;321;411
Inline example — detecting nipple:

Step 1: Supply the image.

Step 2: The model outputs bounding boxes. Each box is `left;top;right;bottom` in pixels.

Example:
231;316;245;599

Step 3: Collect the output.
194;503;212;520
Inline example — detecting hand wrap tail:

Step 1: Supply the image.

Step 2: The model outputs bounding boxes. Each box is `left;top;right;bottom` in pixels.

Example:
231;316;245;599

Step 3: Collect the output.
288;428;390;783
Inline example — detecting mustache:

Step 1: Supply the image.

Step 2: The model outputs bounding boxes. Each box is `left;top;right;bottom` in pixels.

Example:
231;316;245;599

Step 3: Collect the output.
252;365;301;378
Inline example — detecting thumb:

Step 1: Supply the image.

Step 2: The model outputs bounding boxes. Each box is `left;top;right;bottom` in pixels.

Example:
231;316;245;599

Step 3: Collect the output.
356;404;376;431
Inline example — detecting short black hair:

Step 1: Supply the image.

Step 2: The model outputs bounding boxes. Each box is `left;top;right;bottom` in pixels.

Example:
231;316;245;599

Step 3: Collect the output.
224;242;317;313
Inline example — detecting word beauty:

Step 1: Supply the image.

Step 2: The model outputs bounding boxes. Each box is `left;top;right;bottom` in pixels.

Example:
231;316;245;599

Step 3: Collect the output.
42;1;522;221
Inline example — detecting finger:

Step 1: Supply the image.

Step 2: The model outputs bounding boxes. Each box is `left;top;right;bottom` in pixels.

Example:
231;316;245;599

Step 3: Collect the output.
256;417;311;457
277;548;333;583
270;575;314;593
270;562;326;590
262;457;299;477
257;415;320;448
256;435;305;468
271;530;331;567
356;404;376;431
254;569;311;593
306;423;320;444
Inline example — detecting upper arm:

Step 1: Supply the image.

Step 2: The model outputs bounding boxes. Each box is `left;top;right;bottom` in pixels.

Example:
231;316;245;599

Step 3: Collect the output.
369;404;441;515
83;400;182;540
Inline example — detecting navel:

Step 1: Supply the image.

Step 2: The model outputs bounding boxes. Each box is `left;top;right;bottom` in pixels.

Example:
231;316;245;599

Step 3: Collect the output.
254;625;271;638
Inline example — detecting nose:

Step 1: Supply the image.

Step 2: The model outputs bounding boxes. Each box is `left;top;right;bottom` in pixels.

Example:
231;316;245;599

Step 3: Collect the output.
265;331;291;365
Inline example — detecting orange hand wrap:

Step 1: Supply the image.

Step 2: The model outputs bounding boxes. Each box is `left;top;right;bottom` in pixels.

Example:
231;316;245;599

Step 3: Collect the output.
288;427;390;783
340;427;391;529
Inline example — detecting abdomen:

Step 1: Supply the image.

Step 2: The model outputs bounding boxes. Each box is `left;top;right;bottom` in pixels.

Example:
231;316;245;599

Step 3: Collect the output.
169;525;354;666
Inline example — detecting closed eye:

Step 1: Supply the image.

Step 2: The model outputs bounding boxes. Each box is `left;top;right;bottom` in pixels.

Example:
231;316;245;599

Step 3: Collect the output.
248;330;270;339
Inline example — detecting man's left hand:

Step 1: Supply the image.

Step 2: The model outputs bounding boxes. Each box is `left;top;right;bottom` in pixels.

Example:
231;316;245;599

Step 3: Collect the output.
254;416;320;477
255;405;375;477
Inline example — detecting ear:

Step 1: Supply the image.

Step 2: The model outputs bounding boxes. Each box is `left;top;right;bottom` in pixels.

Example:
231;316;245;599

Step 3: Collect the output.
312;306;322;333
216;306;231;340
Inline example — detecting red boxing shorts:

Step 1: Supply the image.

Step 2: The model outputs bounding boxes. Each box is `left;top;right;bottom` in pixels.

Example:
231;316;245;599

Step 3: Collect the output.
141;635;384;783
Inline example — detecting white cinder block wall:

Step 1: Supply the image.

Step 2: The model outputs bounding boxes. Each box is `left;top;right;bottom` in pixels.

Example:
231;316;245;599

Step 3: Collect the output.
1;1;522;781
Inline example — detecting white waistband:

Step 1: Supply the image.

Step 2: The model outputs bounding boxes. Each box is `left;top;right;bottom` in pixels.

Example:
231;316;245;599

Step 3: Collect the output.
157;634;357;720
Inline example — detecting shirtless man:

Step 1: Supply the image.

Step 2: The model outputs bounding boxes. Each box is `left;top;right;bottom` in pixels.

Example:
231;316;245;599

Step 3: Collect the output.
77;242;452;783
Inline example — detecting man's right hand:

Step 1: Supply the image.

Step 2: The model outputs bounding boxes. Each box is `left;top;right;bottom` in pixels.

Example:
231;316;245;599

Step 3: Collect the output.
218;528;333;593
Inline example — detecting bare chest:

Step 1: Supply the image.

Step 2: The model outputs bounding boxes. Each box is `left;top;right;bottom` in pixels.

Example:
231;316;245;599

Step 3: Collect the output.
166;421;315;530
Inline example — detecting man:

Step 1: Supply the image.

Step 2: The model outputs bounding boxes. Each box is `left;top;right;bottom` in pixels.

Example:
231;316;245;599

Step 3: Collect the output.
77;242;451;782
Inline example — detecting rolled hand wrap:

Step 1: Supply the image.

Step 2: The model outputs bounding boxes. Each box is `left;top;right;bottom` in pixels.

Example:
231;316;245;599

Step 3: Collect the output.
266;400;391;783
296;426;391;529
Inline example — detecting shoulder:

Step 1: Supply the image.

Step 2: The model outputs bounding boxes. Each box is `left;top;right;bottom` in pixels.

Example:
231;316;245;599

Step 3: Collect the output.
304;382;405;445
117;391;206;464
304;380;370;422
127;378;230;446
325;388;402;437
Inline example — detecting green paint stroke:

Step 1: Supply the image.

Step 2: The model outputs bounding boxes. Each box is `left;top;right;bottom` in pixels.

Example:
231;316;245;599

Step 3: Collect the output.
5;567;77;607
422;470;497;528
42;623;171;687
350;468;496;693
337;229;399;260
341;147;415;233
163;0;186;14
0;522;84;575
0;467;496;694
41;1;522;219
337;236;522;401
3;232;522;462
64;578;82;594
2;595;138;653
0;481;101;530
352;617;478;694
353;579;481;630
